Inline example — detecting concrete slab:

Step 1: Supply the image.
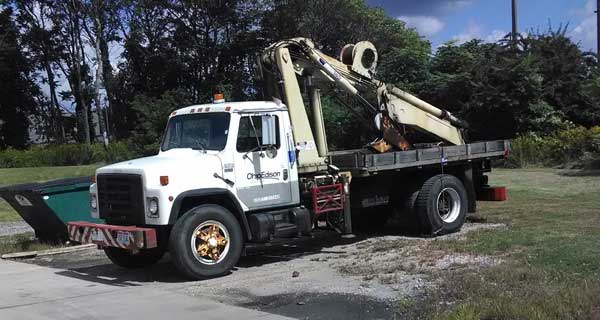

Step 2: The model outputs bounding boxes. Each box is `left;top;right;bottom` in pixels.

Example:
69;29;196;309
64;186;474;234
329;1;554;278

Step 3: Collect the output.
0;259;292;320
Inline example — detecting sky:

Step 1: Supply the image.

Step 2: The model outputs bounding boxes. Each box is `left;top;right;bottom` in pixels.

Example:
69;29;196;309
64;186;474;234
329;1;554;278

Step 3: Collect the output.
365;0;598;52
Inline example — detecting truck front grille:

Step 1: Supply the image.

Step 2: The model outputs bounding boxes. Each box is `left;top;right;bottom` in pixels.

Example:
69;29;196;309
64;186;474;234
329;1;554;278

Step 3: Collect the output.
97;174;145;225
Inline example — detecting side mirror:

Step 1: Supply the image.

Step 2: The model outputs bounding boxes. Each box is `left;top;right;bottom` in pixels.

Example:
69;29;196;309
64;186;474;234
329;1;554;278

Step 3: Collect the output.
261;115;276;146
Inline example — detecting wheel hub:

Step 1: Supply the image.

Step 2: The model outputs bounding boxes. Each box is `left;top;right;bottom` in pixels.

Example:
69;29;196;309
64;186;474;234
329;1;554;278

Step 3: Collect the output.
436;187;461;223
191;221;230;265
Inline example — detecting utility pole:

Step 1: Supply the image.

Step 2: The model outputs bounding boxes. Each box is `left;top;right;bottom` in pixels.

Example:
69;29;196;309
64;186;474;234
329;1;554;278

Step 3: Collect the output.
512;0;518;48
596;0;600;56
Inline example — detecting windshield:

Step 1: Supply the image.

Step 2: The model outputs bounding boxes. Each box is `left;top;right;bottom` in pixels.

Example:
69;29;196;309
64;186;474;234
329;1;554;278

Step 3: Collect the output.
161;113;230;151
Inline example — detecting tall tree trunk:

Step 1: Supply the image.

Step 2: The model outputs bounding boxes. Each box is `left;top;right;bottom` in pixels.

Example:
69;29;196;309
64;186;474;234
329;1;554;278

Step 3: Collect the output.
91;0;106;139
71;0;91;145
43;58;65;142
100;38;114;136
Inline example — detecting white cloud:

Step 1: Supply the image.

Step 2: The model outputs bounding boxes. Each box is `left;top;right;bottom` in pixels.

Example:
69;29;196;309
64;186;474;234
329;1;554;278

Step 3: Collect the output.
398;15;446;36
451;21;507;45
453;21;482;44
485;29;509;43
569;0;597;52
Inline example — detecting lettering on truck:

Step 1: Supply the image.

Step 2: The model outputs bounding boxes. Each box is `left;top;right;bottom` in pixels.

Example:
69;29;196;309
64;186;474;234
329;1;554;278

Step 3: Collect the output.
253;194;281;203
247;171;281;180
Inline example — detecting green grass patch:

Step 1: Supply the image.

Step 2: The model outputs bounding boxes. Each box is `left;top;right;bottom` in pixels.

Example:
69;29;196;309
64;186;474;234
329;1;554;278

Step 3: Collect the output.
0;165;99;222
436;169;600;275
423;169;600;319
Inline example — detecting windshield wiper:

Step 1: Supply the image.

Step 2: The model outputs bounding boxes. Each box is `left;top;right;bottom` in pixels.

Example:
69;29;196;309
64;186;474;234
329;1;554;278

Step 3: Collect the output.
192;140;208;153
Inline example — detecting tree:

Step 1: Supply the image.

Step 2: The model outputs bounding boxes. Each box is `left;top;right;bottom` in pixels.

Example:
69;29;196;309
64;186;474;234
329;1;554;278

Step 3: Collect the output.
53;0;93;144
526;28;600;126
16;0;66;142
0;7;40;148
81;0;123;139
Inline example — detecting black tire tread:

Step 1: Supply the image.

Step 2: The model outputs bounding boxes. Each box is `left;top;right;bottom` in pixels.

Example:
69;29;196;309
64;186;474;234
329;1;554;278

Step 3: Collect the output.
104;247;165;269
169;204;242;280
415;174;467;235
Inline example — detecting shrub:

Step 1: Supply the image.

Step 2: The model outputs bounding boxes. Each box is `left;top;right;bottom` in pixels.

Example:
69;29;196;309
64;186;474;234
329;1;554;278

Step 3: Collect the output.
0;140;156;168
508;126;600;168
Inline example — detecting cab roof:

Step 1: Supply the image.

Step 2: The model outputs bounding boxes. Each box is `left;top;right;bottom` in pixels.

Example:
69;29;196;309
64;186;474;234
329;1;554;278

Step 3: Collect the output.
170;101;287;117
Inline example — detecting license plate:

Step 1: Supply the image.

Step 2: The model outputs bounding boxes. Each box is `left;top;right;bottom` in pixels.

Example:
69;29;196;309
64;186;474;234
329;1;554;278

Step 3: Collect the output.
90;229;105;242
117;231;130;246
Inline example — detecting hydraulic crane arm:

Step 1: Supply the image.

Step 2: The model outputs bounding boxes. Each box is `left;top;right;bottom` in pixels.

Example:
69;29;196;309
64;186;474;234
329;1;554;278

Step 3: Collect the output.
259;38;466;170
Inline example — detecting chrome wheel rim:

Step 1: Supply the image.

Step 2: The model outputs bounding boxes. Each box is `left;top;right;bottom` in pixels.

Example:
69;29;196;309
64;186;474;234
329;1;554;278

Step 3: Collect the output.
191;220;230;265
436;188;461;223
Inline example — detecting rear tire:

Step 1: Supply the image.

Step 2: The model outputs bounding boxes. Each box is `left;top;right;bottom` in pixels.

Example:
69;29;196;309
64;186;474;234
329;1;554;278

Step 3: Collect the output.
416;174;467;235
104;247;165;269
169;204;243;280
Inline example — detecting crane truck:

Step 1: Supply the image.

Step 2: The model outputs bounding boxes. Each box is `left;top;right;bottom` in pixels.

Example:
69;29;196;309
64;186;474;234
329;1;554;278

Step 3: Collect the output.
68;38;509;279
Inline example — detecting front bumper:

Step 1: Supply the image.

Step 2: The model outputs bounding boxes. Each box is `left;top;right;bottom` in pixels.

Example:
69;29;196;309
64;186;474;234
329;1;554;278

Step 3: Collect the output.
68;221;157;249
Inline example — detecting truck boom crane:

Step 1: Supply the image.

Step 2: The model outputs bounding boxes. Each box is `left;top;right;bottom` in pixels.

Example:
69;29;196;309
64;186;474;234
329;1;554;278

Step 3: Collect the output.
260;38;466;170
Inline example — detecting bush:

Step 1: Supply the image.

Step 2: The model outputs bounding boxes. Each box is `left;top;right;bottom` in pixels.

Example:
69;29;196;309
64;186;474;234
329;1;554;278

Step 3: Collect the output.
0;140;156;168
507;126;600;168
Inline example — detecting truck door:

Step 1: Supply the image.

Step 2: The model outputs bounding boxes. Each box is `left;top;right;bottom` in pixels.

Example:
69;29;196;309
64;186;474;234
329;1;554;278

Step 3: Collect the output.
233;113;294;210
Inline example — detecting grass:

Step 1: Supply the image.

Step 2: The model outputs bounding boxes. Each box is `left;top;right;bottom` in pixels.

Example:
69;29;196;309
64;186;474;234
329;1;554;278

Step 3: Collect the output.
0;164;99;222
421;169;600;319
0;233;64;255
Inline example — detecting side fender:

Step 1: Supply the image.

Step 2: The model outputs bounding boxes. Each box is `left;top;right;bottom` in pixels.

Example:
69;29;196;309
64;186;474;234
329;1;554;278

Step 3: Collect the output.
169;188;252;241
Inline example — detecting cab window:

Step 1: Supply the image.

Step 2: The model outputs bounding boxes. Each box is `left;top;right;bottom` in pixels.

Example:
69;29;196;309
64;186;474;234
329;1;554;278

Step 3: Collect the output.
236;115;280;152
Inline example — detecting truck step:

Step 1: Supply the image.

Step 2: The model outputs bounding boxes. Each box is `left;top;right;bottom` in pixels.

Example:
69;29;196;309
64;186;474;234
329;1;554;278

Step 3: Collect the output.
274;222;298;238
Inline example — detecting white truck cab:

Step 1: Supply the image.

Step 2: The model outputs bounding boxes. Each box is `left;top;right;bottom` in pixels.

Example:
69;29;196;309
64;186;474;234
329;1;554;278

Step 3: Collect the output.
90;101;300;226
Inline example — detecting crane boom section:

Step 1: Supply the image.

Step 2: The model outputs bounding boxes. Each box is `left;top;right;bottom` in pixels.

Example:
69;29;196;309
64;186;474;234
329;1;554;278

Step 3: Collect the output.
260;38;466;167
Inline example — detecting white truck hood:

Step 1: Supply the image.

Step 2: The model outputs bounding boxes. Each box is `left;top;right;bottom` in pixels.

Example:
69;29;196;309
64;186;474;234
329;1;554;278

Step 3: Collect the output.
96;149;225;189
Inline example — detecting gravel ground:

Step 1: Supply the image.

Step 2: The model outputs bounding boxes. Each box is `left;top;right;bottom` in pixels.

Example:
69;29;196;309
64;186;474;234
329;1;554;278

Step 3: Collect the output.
0;221;33;237
13;223;505;320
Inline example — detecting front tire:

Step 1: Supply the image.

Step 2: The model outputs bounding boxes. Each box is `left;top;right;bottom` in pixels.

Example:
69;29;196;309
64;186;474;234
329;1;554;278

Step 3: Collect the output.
169;204;243;279
416;174;468;235
104;247;165;269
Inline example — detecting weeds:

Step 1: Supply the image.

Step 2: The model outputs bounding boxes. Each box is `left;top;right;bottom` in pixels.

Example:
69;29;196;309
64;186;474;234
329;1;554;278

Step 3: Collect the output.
0;233;63;255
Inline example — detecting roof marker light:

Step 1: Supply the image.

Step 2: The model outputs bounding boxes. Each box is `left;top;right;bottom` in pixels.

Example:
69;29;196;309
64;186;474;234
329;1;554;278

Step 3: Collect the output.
225;106;231;112
171;111;177;116
190;108;195;113
213;93;225;103
205;107;210;112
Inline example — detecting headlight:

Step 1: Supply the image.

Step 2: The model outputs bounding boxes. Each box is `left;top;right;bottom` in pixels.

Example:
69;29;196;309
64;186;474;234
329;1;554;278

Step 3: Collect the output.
147;198;159;216
90;194;98;210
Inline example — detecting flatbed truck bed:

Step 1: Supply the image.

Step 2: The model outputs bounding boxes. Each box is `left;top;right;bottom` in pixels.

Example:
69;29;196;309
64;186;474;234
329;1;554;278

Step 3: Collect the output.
329;140;511;176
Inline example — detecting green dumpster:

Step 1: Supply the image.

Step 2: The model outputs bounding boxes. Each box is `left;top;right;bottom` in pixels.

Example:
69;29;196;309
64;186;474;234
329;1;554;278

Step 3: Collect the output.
0;176;102;242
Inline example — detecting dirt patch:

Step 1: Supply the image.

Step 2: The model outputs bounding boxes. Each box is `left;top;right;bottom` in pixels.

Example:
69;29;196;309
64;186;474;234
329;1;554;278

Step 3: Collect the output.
326;223;506;289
